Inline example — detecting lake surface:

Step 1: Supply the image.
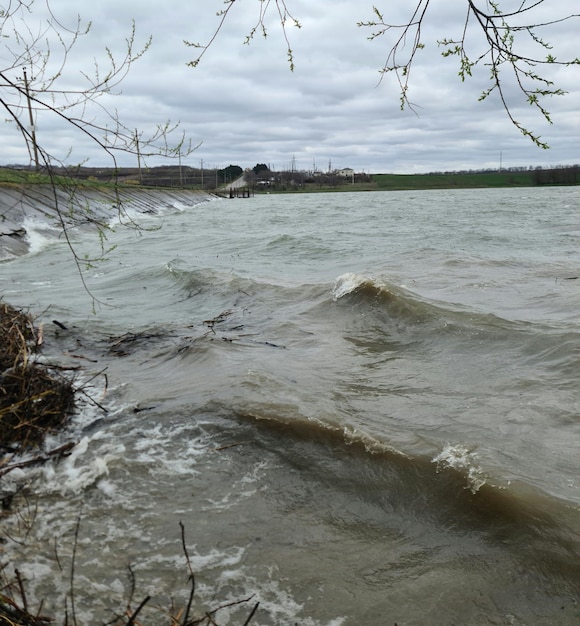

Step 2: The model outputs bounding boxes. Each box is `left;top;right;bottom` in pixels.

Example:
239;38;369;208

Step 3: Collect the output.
2;187;580;624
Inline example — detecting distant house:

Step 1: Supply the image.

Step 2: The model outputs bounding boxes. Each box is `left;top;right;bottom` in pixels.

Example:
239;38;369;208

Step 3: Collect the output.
337;168;354;178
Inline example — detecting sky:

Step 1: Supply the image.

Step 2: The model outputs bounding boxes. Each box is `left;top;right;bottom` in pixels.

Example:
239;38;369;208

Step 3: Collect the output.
2;0;579;174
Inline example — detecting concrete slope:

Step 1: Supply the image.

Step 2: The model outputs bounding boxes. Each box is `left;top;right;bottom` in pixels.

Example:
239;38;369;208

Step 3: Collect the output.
0;185;215;259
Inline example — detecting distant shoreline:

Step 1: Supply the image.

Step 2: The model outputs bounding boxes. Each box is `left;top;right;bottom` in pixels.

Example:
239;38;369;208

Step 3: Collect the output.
1;164;579;195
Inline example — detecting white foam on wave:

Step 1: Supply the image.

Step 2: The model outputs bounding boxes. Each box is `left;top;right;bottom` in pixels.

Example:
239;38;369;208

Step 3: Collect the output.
332;272;368;300
208;567;347;626
131;421;214;477
22;216;61;254
1;385;130;498
204;459;271;512
433;443;487;493
168;200;193;212
105;203;150;228
37;434;126;496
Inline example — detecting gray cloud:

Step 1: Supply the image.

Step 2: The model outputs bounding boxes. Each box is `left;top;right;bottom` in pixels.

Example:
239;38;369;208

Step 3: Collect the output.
3;0;578;173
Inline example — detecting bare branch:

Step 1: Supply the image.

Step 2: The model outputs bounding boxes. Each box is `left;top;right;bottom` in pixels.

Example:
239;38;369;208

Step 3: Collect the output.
357;0;579;147
186;0;301;70
187;1;578;148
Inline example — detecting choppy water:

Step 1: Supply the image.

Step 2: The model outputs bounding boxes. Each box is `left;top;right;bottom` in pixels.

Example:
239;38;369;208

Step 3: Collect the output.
1;187;580;625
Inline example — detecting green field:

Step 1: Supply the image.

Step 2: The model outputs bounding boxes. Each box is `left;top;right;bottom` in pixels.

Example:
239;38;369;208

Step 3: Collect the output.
0;167;49;184
0;167;106;187
268;170;539;194
371;170;536;191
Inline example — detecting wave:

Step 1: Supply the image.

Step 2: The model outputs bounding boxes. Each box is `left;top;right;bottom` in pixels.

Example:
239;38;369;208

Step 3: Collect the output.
6;375;580;594
167;267;449;328
118;266;580;384
221;400;580;572
329;271;580;345
22;366;580;552
22;262;580;515
332;272;440;325
329;271;529;342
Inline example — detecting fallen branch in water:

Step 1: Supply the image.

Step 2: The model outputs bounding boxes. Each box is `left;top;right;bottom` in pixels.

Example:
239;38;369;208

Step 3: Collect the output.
0;442;76;479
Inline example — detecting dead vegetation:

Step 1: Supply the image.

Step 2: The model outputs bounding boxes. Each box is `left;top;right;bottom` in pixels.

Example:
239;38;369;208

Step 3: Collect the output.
0;302;75;452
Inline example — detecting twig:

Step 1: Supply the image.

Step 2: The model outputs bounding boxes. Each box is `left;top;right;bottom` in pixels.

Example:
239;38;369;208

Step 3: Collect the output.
182;583;196;626
54;537;63;573
74;366;109;412
179;521;195;626
62;352;98;363
36;324;44;347
75;384;109;413
213;441;250;452
126;563;137;614
14;568;27;613
197;596;256;626
70;513;82;626
125;595;151;626
242;602;260;626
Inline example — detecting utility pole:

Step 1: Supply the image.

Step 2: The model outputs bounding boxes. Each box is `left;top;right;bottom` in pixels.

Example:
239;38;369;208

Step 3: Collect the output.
22;68;40;170
134;129;142;183
200;158;204;189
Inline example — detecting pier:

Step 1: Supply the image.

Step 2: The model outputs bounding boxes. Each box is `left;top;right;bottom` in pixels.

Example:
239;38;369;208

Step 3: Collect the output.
229;186;254;198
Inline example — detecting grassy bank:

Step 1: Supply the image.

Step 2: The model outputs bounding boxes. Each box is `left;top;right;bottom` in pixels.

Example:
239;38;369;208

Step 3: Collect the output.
372;170;537;190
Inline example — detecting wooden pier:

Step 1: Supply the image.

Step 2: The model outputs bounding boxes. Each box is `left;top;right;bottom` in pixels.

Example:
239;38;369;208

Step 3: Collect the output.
229;186;254;198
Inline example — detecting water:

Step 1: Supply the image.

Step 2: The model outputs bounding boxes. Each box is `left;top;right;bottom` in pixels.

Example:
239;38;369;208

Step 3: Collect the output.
1;187;580;624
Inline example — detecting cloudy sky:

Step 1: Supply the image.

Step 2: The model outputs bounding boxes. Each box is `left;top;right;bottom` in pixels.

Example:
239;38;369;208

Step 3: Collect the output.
2;0;579;173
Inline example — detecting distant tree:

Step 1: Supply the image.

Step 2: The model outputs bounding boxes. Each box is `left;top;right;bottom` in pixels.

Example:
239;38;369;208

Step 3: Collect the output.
187;1;579;149
218;164;243;185
253;163;270;175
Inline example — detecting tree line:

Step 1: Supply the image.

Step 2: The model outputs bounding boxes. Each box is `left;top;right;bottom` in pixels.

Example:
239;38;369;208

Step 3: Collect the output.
32;161;579;190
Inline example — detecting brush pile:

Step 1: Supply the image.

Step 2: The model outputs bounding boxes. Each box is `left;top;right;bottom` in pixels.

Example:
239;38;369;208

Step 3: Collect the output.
0;302;75;451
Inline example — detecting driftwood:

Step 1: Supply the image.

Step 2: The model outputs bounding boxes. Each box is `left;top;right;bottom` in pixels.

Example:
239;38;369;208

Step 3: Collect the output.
0;442;76;479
